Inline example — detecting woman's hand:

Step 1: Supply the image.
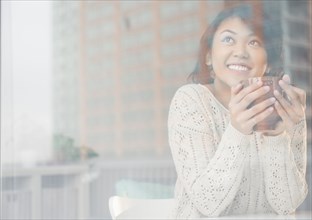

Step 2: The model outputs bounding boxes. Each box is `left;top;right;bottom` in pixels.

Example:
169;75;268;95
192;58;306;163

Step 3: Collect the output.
229;81;276;135
272;74;306;132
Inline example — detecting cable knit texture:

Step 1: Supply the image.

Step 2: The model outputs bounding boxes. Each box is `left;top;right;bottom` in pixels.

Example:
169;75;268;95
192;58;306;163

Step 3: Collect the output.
168;84;308;219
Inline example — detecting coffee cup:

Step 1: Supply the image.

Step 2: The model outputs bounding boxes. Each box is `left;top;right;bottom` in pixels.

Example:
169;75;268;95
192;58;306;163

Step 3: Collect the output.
241;76;283;131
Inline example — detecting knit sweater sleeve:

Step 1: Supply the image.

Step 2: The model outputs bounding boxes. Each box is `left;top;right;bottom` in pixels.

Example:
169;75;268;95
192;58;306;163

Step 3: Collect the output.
260;119;308;215
168;85;251;217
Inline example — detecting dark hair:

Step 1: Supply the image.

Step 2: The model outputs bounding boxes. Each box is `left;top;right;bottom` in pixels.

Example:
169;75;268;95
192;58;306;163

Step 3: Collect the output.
188;4;283;83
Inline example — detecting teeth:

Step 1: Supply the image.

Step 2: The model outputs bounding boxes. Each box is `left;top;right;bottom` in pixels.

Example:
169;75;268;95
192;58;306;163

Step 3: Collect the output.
228;65;248;71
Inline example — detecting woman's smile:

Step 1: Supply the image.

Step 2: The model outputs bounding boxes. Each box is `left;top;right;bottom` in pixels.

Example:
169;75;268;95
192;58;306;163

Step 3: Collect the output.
227;63;251;73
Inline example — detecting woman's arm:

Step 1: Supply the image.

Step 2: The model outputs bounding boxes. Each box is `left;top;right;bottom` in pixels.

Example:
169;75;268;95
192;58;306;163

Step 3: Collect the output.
168;85;251;217
260;119;308;215
260;75;308;214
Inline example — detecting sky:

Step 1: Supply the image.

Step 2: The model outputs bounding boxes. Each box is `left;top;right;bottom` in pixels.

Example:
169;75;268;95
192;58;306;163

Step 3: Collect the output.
3;1;53;165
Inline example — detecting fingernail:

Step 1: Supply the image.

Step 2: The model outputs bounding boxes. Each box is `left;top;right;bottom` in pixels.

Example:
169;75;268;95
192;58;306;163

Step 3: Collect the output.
283;74;291;83
237;83;242;88
274;90;280;96
279;80;285;86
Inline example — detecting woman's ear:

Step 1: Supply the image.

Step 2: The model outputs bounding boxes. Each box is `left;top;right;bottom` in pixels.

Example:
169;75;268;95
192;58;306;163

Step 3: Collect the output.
205;53;212;66
265;66;271;74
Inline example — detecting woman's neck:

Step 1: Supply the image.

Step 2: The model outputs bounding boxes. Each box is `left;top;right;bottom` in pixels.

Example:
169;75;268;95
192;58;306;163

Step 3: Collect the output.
210;80;231;109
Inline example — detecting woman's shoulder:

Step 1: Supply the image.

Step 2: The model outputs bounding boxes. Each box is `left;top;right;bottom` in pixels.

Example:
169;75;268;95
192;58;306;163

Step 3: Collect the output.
173;83;214;102
171;83;228;114
174;83;208;96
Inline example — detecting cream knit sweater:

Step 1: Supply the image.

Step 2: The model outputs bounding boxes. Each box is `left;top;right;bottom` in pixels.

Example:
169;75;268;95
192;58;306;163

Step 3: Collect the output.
168;84;308;219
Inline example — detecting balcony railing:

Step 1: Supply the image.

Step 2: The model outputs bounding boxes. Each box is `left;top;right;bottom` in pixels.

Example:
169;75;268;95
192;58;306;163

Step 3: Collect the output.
1;156;311;219
0;158;176;219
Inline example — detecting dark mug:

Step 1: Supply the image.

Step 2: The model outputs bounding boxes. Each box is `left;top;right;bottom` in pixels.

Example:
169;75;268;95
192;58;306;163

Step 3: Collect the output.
241;76;283;131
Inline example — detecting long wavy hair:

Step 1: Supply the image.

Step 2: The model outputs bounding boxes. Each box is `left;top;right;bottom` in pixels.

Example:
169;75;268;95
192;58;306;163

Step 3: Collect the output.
188;4;283;84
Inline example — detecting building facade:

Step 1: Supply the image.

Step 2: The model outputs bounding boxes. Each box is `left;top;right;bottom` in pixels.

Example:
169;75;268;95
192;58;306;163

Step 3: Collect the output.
52;1;224;158
52;1;311;159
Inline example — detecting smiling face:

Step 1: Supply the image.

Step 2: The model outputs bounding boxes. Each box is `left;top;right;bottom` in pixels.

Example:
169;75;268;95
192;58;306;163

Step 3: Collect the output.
207;17;268;89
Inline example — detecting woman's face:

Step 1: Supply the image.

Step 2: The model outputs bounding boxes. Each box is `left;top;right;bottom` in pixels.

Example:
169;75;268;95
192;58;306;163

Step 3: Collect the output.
208;17;268;88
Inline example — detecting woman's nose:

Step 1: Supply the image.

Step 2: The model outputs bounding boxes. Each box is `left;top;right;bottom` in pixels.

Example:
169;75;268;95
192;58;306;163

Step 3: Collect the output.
233;44;249;59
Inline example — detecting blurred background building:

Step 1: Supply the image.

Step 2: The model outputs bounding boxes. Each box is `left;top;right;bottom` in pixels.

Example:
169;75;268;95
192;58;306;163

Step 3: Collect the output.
52;0;311;159
1;0;312;219
52;1;224;159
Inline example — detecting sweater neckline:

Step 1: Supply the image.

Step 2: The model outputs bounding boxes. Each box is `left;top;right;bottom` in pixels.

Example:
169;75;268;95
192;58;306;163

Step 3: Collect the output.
198;83;229;114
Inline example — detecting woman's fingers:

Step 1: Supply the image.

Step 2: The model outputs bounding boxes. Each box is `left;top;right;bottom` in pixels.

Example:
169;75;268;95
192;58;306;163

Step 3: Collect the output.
274;101;293;128
282;74;291;84
276;81;305;118
274;89;297;115
246;107;275;129
230;74;306;134
231;83;243;95
230;81;274;134
292;87;306;109
241;97;276;121
240;86;270;109
231;80;263;104
279;80;301;106
231;84;271;112
234;97;276;134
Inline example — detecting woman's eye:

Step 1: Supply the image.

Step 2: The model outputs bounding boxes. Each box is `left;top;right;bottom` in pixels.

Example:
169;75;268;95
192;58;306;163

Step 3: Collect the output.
221;36;234;44
249;40;261;47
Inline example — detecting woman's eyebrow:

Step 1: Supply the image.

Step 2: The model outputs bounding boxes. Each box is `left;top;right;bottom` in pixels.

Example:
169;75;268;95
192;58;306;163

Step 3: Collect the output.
220;29;257;37
220;29;237;35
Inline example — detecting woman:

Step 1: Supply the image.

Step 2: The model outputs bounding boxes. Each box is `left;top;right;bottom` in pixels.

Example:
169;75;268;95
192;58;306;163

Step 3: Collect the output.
168;4;307;218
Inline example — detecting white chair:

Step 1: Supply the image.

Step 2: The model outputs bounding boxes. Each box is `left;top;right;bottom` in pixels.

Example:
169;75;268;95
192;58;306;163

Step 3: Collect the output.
109;196;174;219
